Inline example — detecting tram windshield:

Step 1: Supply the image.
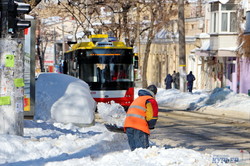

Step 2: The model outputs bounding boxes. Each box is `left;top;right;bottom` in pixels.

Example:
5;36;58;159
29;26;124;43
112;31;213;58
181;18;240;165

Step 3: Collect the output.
79;63;134;83
64;45;135;91
77;49;134;89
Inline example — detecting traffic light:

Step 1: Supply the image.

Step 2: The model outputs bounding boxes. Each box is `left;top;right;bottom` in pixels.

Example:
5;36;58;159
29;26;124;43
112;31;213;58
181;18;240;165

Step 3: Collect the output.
7;0;31;35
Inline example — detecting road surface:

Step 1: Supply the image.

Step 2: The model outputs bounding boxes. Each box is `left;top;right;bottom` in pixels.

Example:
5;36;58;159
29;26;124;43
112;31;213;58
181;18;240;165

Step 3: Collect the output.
150;107;250;153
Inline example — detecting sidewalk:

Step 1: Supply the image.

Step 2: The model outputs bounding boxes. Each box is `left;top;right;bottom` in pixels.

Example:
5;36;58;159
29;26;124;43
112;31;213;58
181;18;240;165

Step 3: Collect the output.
196;106;250;122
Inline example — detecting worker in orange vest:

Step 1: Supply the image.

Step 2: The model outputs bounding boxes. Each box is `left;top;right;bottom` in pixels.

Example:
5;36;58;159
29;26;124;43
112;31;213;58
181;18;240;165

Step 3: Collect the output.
124;85;158;151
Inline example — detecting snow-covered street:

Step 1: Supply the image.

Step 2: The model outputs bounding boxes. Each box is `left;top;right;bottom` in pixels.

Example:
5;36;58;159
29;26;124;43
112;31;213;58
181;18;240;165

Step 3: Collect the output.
0;120;213;166
0;74;250;165
150;108;250;153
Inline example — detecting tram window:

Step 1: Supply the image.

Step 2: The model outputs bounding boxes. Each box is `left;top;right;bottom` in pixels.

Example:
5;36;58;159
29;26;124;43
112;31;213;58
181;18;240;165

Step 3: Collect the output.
63;60;68;74
73;61;77;70
111;64;132;81
134;56;138;69
95;64;110;82
79;64;95;82
79;63;133;83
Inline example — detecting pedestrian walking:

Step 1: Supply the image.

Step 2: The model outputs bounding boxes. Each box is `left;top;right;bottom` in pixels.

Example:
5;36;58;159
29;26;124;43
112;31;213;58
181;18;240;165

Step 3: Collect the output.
164;74;173;89
186;71;196;93
175;72;180;89
172;71;178;89
124;85;159;151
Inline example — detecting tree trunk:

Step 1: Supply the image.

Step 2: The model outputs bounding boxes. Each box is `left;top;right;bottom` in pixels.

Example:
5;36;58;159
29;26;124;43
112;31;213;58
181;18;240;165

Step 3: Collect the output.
141;6;156;88
142;29;154;88
36;37;43;72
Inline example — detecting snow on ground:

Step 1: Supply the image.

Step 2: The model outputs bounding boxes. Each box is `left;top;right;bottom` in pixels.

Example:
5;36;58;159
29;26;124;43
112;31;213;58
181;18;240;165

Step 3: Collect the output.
0;74;250;165
156;88;250;120
0;121;212;166
156;87;250;112
35;73;96;124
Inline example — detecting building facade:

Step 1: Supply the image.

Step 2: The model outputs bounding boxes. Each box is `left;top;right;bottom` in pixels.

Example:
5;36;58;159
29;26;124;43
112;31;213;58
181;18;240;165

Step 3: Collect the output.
194;0;250;94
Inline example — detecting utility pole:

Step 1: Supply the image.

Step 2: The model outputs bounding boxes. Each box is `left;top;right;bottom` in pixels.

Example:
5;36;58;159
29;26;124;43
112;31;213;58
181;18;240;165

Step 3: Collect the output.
178;0;186;92
136;2;141;83
61;19;65;62
0;0;31;135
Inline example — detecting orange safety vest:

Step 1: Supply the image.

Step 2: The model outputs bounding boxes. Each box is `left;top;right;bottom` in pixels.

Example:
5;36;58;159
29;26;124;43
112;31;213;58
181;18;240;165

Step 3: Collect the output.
124;95;153;134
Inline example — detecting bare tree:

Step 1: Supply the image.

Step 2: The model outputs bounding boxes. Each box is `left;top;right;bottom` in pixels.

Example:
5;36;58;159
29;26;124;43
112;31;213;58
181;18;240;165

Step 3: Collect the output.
32;0;178;85
56;0;138;45
36;19;60;72
24;0;42;9
237;6;250;58
139;0;177;87
31;1;70;71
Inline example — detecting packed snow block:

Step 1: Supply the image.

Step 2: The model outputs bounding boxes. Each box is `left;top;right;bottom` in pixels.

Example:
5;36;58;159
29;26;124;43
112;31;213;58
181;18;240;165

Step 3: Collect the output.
35;73;96;125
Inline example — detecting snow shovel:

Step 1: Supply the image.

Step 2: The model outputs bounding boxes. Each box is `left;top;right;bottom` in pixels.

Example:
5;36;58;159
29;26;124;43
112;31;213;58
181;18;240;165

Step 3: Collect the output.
104;123;125;133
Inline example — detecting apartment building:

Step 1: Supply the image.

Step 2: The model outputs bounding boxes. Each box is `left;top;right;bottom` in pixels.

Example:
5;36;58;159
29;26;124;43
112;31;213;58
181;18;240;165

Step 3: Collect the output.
195;0;250;94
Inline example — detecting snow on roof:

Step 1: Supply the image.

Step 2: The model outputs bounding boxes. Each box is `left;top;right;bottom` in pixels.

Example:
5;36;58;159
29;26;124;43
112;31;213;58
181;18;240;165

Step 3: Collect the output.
198;33;210;39
208;0;229;4
219;47;237;51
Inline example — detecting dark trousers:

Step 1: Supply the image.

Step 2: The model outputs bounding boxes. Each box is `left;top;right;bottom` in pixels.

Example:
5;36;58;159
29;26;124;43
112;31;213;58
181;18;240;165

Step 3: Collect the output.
166;82;172;89
126;127;149;151
188;82;193;92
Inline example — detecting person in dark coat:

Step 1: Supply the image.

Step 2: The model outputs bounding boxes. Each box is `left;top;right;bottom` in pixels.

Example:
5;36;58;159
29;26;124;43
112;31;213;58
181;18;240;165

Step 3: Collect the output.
186;71;196;93
175;72;180;89
164;74;173;89
63;60;68;74
172;71;180;89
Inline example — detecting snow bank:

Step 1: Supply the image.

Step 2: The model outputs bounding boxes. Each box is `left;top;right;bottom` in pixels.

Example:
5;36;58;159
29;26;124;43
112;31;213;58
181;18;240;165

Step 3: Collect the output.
97;101;126;127
0;120;213;165
156;87;250;120
35;73;96;125
156;88;210;110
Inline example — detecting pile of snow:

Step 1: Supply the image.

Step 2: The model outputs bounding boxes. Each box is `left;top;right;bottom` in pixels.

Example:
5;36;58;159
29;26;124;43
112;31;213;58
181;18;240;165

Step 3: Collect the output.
156;87;250;119
206;88;250;112
97;101;126;127
35;73;96;125
156;88;210;110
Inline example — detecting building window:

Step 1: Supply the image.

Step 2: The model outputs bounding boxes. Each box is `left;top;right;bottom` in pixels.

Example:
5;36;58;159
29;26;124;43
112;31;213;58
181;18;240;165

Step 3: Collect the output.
227;63;235;81
210;2;237;33
221;13;228;31
226;57;236;81
211;3;219;11
211;12;218;33
221;11;237;32
230;12;237;32
221;3;237;11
